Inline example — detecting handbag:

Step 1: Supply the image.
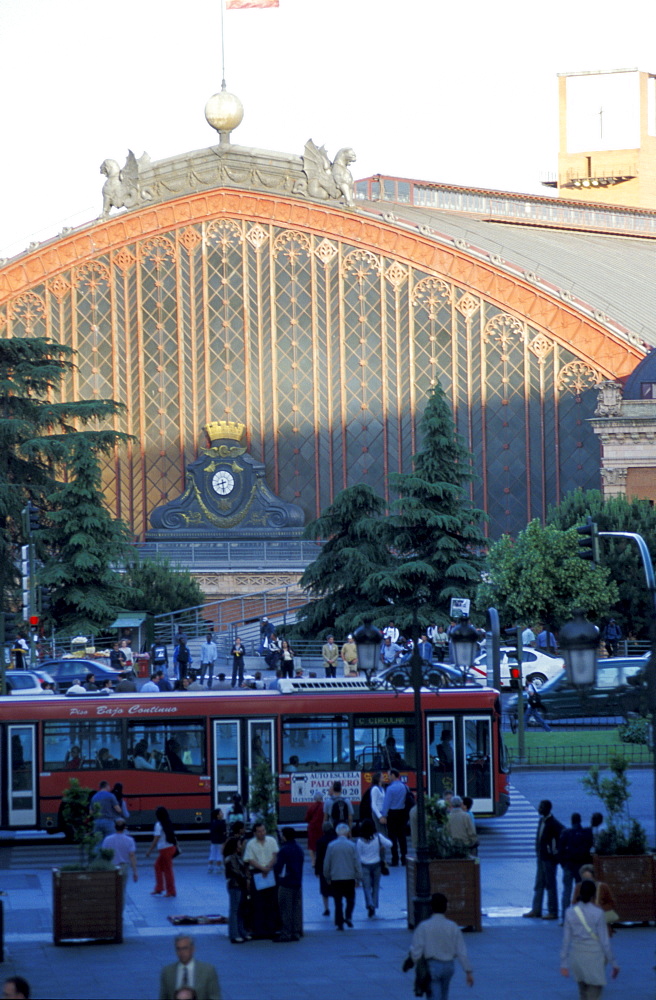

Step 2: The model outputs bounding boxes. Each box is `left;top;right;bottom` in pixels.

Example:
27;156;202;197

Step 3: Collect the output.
378;834;390;876
604;909;620;924
173;845;181;858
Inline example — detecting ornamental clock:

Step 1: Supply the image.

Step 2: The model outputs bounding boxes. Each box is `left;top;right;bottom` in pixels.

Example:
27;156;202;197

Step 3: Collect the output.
212;469;235;495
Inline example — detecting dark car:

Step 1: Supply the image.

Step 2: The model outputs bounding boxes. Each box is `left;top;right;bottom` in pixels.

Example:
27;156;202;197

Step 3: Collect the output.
39;658;123;694
506;654;648;730
374;655;483;690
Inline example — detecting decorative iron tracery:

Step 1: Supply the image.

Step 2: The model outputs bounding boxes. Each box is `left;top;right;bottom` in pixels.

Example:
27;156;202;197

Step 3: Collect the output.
0;216;612;539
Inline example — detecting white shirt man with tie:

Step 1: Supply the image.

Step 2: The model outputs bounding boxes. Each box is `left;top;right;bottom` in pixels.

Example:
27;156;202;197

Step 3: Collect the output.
159;935;221;1000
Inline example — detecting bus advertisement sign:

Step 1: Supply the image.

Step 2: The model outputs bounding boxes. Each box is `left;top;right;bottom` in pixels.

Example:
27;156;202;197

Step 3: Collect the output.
289;771;361;803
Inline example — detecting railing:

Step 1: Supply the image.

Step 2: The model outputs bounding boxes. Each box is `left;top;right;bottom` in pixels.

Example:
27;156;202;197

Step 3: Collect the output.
506;742;652;767
138;539;321;571
152;585;307;645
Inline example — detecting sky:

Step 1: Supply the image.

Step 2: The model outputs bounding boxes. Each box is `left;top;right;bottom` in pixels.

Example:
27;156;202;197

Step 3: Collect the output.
1;0;656;259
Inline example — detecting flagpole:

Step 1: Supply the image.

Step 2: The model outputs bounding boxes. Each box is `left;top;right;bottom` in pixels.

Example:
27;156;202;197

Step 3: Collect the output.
220;0;226;89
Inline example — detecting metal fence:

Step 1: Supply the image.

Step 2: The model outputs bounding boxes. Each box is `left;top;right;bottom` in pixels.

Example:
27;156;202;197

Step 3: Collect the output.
138;539;321;571
505;742;652;767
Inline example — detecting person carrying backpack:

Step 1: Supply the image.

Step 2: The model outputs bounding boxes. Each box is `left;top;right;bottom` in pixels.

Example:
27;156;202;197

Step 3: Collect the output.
324;781;353;830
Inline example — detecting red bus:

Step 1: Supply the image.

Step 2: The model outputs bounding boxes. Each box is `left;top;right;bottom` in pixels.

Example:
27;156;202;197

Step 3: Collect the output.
2;678;509;831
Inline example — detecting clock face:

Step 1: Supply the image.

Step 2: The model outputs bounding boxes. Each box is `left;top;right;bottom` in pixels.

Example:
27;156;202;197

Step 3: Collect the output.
212;469;235;496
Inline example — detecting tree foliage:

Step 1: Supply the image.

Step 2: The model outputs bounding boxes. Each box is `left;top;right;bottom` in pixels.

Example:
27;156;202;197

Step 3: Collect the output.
294;383;487;637
0;337;131;631
293;484;392;637
477;519;618;630
548;488;656;637
122;555;205;617
39;436;133;633
366;382;487;630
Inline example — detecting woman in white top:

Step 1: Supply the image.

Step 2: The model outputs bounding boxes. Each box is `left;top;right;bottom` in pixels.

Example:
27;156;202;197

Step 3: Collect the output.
356;818;392;918
560;879;619;997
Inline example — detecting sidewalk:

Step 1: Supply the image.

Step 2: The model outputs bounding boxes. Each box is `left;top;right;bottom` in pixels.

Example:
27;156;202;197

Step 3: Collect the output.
1;851;652;999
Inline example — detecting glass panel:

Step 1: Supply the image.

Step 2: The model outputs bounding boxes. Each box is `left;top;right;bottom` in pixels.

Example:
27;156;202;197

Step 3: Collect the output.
10;727;34;808
249;720;274;769
397;181;410;203
214;720;240;806
281;715;349;771
43;720;123;771
427;718;455;797
383;179;395;201
127;721;206;774
464;718;491;801
350;720;416;771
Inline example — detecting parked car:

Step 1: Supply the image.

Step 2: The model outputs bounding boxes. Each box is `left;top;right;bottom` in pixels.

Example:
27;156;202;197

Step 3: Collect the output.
38;658;122;693
374;656;483;690
506;654;648;730
5;669;55;695
473;646;564;689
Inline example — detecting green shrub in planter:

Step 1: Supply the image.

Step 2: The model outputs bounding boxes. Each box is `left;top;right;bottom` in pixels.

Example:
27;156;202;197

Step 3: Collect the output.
618;717;649;746
582;754;647;856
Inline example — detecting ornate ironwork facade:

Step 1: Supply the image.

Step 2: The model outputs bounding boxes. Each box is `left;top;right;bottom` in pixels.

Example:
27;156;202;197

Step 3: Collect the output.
0;192;643;540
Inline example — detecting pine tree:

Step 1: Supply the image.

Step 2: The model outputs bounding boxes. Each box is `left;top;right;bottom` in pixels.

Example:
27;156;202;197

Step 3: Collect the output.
293;484;392;637
39;435;133;633
365;381;487;631
122;555;205;617
0;337;130;628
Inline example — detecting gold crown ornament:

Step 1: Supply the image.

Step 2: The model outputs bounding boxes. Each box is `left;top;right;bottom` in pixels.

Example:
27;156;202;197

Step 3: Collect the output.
205;421;245;444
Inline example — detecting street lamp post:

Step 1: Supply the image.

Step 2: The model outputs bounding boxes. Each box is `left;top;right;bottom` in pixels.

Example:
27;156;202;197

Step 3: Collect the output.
356;613;481;928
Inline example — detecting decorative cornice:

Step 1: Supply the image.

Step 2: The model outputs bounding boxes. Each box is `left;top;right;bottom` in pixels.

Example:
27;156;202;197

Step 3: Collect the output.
0;189;643;379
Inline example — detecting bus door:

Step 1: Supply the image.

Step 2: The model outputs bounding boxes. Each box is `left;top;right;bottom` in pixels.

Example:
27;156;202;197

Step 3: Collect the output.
463;716;492;813
213;719;241;809
246;718;275;801
7;724;37;826
426;716;455;798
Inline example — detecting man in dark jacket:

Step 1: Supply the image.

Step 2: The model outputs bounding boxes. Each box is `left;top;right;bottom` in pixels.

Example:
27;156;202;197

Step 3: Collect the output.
273;828;304;941
559;812;593;917
523;799;564;920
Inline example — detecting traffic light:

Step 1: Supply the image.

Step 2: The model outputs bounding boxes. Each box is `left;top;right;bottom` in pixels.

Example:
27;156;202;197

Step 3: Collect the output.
22;502;41;537
577;516;600;565
2;612;18;643
39;586;52;616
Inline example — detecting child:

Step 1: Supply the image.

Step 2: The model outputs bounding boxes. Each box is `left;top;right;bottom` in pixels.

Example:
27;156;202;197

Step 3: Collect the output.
208;807;227;874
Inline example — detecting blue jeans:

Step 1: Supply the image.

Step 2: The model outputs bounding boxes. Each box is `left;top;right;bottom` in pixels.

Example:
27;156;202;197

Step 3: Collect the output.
227;885;246;941
561;867;579;916
428;958;455;1000
532;858;558;917
200;661;215;687
361;862;382;910
524;705;550;731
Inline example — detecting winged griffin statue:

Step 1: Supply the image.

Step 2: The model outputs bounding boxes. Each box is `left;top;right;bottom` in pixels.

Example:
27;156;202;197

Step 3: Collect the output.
295;140;357;207
100;150;151;217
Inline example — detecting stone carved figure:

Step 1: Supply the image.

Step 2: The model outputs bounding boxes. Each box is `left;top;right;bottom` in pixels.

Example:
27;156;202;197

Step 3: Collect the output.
100;150;151;217
297;140;357;207
594;380;623;418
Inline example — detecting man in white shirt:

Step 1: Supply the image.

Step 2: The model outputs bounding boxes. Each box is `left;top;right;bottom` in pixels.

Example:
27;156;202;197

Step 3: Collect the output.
199;635;218;688
409;892;474;997
244;822;279;939
383;621;400;643
65;681;88;696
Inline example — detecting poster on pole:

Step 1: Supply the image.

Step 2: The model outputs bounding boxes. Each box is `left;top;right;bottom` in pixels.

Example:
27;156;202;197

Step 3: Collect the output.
450;597;470;618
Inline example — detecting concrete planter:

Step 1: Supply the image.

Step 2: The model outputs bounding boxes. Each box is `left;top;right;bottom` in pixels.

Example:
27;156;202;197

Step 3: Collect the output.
52;868;123;944
593;854;656;924
406;857;481;931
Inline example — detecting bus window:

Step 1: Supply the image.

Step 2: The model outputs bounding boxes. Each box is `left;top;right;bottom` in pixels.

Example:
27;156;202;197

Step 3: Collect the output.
127;721;205;774
351;719;417;771
43;720;123;771
427;718;455;797
282;715;348;771
463;717;492;807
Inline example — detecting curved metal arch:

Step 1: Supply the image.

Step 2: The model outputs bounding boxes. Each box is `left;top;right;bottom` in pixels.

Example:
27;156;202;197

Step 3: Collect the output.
0;189;644;379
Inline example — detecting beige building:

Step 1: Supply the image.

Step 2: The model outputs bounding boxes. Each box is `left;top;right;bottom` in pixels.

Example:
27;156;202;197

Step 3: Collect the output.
553;68;656;210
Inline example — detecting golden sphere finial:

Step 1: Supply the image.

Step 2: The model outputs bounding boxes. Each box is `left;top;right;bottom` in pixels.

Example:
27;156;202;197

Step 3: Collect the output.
205;87;244;140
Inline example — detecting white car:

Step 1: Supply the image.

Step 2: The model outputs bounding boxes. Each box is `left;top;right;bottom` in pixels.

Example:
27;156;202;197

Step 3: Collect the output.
5;669;54;695
471;646;563;689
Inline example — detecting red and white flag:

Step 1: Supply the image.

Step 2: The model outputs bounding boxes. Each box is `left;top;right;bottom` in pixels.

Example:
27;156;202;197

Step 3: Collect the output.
226;1;279;8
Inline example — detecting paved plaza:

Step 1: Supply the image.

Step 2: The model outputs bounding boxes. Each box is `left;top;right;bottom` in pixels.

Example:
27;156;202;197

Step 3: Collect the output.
1;828;653;1000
